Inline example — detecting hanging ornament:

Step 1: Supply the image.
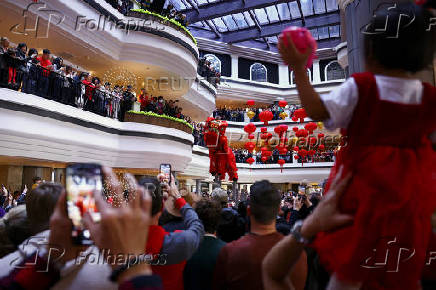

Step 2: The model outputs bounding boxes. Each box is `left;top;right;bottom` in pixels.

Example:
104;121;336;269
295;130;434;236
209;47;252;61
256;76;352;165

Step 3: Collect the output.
292;116;298;122
304;122;318;134
318;133;325;139
278;159;286;173
247;110;255;119
317;122;324;130
278;100;288;108
309;137;317;145
292;126;299;133
294;108;307;123
246;157;254;165
267;132;273;140
246;100;255;106
294;155;299;160
261;156;268;162
244;142;255;152
244;123;256;139
295;129;309;138
279;147;288;155
279;111;288;120
293;146;299;152
259;110;273;125
261;127;267;133
318;144;325;151
261;133;269;140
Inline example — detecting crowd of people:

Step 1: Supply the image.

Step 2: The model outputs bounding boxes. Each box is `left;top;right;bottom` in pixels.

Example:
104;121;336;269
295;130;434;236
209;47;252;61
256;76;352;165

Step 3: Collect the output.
106;0;189;26
214;103;302;122
0;165;359;290
0;38;206;142
198;57;221;88
233;148;335;164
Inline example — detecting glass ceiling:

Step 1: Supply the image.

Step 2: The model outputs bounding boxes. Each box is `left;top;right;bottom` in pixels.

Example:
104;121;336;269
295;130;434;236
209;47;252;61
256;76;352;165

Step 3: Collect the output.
169;0;341;49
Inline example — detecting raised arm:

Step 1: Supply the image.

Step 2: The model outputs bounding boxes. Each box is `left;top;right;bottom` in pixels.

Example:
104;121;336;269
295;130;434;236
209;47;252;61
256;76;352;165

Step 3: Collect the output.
278;35;329;121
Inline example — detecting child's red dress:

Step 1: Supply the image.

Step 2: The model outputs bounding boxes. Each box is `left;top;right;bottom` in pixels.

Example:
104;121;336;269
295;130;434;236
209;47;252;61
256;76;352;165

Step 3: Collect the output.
313;72;436;289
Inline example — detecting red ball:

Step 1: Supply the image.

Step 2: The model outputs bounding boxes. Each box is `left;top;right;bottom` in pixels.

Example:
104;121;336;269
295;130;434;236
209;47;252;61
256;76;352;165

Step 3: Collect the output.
279;26;317;69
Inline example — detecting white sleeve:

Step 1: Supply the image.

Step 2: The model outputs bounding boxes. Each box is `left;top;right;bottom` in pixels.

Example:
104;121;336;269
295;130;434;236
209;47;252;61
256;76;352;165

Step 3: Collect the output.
320;77;359;130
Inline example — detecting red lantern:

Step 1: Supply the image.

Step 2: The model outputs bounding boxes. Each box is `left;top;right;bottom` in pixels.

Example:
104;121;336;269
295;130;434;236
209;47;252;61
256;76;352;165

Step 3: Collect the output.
261;156;268;162
294;108;307;123
279;148;288;155
318;133;325;139
278;100;288;108
304;122;317;134
294;155;299;160
274;126;281;135
293;146;299;152
308;150;316;156
296;129;308;138
261;127;267;133
279;124;288;133
261;133;268;140
246;100;255;106
206;117;215;122
310;137;317;145
318;144;325;151
244;123;256;140
267;133;273;139
278;159;286;173
244;142;255;152
259;110;273;125
299;149;308;157
292;126;299;133
292;116;298;122
248;134;255;139
246;157;255;165
261;147;268;152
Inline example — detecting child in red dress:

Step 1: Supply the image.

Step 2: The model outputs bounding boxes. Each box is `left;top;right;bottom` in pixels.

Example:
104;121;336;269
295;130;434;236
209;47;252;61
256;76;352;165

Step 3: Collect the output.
279;3;435;290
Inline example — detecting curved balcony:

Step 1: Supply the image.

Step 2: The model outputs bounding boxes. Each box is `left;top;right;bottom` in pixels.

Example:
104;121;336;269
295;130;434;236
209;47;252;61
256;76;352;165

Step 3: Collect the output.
180;77;216;121
236;162;333;184
0;89;193;171
1;0;198;97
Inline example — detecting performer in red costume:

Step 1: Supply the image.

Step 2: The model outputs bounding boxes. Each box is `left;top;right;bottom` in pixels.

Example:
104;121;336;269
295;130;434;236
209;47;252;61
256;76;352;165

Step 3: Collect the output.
203;118;238;182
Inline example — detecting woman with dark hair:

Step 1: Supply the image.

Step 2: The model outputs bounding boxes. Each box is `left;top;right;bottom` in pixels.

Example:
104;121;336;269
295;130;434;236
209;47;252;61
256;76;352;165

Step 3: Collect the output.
50;57;64;102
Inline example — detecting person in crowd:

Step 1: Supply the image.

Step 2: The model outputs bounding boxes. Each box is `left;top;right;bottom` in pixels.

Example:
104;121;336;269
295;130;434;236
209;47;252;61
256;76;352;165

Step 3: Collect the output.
139;88;149;111
288;192;314;228
0;168;163;290
31;176;42;190
82;73;95;112
21;48;39;94
0;183;62;258
156;96;166;115
279;4;435;289
212;180;307;290
138;174;204;290
50;57;64;101
119;85;135;121
184;198;226;290
36;49;52;98
212;188;246;243
0;37;10;87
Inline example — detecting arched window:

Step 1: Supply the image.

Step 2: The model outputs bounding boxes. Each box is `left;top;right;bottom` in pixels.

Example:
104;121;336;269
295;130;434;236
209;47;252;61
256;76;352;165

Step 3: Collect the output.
290;69;312;85
250;63;267;82
325;61;345;81
204;54;221;73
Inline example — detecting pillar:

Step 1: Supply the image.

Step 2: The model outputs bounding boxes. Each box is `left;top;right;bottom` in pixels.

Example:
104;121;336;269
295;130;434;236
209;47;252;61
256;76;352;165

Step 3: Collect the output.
231;55;239;79
278;64;290;86
195;179;202;195
312;60;321;84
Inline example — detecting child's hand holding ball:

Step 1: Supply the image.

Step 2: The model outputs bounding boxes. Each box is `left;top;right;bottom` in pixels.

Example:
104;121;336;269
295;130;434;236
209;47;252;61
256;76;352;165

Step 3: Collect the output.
278;27;317;71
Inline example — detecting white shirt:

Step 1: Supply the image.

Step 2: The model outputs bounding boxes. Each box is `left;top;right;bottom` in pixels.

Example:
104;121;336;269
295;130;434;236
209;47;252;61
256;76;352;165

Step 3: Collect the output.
320;75;424;130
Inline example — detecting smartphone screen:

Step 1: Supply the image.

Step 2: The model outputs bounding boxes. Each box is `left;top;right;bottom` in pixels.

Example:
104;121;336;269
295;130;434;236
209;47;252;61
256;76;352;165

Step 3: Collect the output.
66;164;102;245
160;164;171;183
298;185;306;195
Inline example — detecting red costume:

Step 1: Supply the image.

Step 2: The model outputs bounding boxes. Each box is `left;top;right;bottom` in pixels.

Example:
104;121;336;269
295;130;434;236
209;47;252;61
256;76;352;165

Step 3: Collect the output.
204;119;238;181
313;73;436;289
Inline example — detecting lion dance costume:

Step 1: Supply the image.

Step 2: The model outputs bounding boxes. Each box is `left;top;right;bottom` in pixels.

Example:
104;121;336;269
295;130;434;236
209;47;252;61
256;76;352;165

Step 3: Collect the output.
203;117;238;181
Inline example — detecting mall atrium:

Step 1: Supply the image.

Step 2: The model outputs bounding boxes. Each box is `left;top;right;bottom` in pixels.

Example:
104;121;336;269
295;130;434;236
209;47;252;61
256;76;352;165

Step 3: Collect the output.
0;0;435;289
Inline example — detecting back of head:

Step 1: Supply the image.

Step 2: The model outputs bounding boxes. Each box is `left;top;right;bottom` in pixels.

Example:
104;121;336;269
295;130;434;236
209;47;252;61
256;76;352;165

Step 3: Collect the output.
26;183;62;234
249;180;281;225
195;198;222;234
138;177;162;216
363;3;434;73
211;188;228;208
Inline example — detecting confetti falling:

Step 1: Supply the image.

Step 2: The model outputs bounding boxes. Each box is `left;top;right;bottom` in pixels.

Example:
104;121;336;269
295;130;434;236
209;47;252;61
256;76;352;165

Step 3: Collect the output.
102;66;141;91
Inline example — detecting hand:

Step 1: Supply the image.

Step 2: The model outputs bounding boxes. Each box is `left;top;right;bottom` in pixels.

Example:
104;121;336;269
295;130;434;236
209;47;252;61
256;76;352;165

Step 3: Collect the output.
48;191;87;264
23;184;28;194
301;166;354;239
84;170;152;270
293;197;303;211
157;174;180;200
278;34;312;71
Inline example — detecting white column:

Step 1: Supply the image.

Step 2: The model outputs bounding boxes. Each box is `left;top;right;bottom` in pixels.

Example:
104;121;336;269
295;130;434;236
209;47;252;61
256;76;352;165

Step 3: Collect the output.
278;64;290;86
312;59;321;84
231;55;239;79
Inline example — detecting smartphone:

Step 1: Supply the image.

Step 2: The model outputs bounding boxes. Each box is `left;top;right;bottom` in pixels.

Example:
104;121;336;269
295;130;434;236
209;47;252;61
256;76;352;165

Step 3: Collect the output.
66;163;102;245
160;164;171;183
